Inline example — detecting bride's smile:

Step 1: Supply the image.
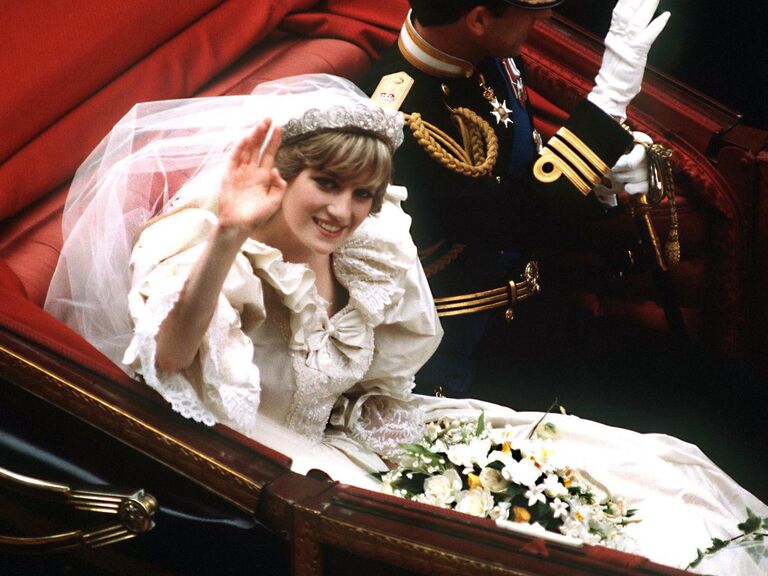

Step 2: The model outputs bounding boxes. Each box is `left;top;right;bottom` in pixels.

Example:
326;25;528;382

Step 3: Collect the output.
271;168;375;261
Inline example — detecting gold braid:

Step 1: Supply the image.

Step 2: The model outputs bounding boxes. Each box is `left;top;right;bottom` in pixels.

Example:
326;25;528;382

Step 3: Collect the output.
403;107;498;178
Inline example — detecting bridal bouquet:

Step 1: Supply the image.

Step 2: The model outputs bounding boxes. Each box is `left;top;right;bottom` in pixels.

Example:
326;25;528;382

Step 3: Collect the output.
378;413;637;550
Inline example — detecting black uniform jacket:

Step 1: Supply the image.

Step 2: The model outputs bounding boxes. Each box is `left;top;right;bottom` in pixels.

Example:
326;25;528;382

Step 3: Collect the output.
361;24;632;299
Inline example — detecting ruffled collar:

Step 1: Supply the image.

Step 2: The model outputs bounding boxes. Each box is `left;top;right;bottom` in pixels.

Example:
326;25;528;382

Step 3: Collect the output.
240;186;416;375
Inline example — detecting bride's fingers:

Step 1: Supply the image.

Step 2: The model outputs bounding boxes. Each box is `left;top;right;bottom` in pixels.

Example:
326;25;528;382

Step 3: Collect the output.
259;125;282;171
230;122;265;168
244;119;274;167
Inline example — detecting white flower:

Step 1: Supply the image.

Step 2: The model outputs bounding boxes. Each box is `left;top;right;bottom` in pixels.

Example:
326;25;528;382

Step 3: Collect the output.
524;484;547;507
519;438;552;469
489;424;518;445
486;450;513;467
446;438;491;469
502;457;542;488
541;473;568;498
431;439;448;454
550;497;568;519
422;468;462;506
488;502;511;521
454;488;495;518
561;515;600;544
424;421;442;442
479;467;510;493
412;493;451;508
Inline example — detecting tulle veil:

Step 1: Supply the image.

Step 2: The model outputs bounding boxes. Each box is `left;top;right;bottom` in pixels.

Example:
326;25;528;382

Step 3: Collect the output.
44;74;403;372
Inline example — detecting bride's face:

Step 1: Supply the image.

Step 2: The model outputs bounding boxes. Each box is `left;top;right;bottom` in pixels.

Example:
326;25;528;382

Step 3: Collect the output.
279;168;374;257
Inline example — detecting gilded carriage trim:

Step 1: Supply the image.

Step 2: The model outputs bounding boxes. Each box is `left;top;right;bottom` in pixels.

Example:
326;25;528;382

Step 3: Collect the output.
294;508;534;576
0;344;263;508
533;147;592;196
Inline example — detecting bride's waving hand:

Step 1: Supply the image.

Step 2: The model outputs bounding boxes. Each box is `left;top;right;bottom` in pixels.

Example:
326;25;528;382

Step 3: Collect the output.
218;119;286;235
156;120;285;372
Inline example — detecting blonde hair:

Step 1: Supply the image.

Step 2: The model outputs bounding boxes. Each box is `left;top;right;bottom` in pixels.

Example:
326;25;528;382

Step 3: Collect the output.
276;130;392;213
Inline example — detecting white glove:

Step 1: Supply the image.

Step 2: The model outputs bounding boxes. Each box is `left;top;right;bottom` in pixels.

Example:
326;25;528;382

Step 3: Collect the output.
594;131;652;207
587;0;670;120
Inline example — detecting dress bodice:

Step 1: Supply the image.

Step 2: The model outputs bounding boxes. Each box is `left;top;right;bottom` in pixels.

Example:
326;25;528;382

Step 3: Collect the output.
123;185;442;449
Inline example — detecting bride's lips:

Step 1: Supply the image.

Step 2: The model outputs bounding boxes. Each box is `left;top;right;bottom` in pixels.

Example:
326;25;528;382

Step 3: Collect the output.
313;217;345;237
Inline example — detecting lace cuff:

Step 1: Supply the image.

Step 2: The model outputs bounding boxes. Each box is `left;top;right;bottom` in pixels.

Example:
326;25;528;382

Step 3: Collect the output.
333;391;424;457
123;223;263;436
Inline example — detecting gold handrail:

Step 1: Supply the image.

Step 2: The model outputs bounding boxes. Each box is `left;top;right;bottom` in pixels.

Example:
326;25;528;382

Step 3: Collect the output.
0;465;157;553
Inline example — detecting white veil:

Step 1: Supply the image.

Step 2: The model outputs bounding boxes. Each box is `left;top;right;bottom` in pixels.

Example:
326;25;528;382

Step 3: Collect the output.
45;74;404;372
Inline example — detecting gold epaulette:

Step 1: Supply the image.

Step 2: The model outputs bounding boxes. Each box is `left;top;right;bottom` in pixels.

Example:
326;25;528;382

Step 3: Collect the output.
533;127;610;195
371;71;499;178
405;108;498;178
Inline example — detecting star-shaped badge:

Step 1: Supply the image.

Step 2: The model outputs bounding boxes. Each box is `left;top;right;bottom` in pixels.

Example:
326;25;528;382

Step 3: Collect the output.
489;98;513;127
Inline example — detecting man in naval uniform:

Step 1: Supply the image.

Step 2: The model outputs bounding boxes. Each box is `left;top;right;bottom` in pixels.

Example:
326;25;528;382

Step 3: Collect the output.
362;0;669;397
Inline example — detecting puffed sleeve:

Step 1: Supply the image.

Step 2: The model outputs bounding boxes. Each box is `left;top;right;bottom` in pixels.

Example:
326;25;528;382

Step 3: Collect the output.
122;207;266;436
328;186;443;456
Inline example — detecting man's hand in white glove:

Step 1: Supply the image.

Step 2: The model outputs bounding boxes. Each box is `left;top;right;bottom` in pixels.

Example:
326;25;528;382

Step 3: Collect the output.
588;0;670;120
594;131;652;208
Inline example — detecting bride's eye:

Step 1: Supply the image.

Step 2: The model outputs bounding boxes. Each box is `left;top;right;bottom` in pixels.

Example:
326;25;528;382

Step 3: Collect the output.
354;188;374;200
313;176;337;190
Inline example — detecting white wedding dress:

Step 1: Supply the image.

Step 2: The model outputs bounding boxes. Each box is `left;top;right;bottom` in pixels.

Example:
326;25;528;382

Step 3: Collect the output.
45;75;766;575
122;180;766;575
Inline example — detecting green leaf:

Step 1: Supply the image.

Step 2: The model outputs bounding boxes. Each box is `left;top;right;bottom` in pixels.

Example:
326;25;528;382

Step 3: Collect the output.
763;517;768;530
400;443;441;463
476;410;486;436
687;549;704;569
738;508;762;534
394;472;429;495
706;538;728;553
506;484;527;499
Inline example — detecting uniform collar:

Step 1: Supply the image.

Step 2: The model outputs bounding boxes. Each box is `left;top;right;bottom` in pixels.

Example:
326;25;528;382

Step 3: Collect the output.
397;11;475;79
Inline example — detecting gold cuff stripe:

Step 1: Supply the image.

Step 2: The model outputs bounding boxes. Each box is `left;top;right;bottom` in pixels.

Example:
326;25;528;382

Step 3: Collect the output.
532;127;612;195
533;147;592;196
557;127;610;174
549;136;601;187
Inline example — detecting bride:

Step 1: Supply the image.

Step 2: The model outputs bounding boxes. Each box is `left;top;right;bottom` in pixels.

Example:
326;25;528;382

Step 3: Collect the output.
46;74;766;574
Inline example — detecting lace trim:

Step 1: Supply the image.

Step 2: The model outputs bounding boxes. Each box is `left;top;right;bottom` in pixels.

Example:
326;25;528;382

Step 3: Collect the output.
349;395;425;457
124;253;262;434
334;237;408;325
123;273;220;427
284;308;375;442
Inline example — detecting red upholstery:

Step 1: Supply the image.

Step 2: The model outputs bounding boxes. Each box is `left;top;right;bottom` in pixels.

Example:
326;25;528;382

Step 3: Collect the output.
0;260;126;382
0;260;27;300
0;0;406;298
2;0;764;381
0;0;408;380
279;0;406;59
0;0;405;221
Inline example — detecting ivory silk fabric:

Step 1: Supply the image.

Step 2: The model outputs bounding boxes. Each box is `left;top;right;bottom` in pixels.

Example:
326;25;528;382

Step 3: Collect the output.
125;180;766;574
